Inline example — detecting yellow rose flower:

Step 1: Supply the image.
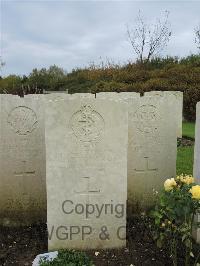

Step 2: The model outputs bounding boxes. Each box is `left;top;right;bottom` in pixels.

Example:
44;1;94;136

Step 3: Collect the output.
185;176;194;185
164;178;177;191
190;185;200;200
180;175;194;185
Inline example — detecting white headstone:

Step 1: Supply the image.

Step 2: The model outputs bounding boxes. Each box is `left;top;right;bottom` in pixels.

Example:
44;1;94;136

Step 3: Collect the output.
45;98;128;250
44;93;95;101
72;93;95;98
127;96;177;212
193;102;200;243
96;92;120;99
43;93;73;101
194;102;200;180
96;92;139;100
118;92;140;99
0;95;46;226
144;91;183;138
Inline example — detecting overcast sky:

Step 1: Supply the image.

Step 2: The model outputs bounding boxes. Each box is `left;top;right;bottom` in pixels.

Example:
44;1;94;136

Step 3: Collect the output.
1;0;200;77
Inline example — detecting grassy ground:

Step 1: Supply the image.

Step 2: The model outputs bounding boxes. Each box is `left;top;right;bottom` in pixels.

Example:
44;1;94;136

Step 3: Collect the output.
176;122;195;175
177;146;194;175
182;122;195;139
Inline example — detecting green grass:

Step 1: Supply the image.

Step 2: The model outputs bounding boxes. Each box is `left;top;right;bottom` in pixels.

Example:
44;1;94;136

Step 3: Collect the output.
176;146;194;175
182;122;195;139
176;122;195;175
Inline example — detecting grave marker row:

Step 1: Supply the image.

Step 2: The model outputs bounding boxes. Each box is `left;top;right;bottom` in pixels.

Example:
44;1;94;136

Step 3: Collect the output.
0;92;180;250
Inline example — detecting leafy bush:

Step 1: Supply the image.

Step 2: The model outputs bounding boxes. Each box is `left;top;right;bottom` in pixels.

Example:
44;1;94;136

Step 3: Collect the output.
39;250;93;266
1;55;200;121
151;175;200;266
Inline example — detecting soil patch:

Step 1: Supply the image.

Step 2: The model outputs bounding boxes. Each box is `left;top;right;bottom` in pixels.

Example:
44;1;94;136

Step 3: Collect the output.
0;218;179;266
178;136;194;147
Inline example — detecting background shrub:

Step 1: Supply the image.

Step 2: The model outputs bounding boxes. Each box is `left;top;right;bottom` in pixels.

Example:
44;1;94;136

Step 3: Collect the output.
0;55;200;121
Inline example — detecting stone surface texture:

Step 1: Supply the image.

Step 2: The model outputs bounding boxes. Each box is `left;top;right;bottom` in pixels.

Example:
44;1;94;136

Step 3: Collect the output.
126;96;177;212
45;98;128;250
72;93;95;98
144;91;183;138
96;92;139;100
0;95;46;226
193;102;200;243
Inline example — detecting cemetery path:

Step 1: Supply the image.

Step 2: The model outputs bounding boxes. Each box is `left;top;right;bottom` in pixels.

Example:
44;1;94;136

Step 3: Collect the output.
0;218;174;266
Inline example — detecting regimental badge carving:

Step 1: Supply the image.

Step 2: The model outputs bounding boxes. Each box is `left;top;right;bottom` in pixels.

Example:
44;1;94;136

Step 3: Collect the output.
7;106;38;135
70;104;105;142
132;105;160;135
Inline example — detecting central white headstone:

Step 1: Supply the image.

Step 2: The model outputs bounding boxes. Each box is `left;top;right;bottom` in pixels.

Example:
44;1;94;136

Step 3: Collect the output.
45;98;128;250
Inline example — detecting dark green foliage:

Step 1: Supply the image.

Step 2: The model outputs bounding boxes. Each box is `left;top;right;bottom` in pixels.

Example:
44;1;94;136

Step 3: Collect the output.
0;65;66;95
0;55;200;120
39;250;93;266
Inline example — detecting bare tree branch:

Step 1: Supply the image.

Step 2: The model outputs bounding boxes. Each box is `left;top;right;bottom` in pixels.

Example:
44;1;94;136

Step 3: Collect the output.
126;10;171;64
0;57;5;76
195;25;200;50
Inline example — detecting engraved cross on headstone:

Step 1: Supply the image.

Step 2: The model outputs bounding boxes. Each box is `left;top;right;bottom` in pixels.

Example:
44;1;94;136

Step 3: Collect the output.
14;160;35;177
74;176;100;204
14;139;35;178
135;156;158;173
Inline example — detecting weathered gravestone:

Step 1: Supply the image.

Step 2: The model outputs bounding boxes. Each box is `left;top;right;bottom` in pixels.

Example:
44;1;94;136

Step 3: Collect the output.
118;92;140;99
96;92;120;99
45;98;128;250
0;95;46;226
96;92;139;100
44;93;95;101
145;91;183;138
96;93;177;211
193;102;200;243
44;93;74;102
72;93;95;98
126;96;177;212
194;102;200;182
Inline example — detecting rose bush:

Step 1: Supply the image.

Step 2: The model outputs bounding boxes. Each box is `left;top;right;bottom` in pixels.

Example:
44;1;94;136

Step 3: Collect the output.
151;174;200;266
